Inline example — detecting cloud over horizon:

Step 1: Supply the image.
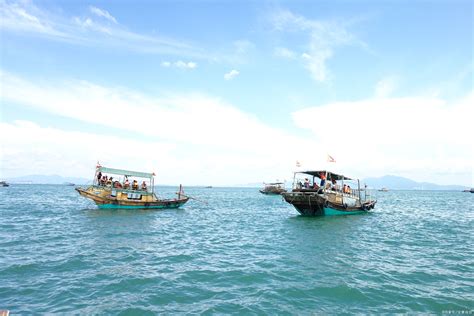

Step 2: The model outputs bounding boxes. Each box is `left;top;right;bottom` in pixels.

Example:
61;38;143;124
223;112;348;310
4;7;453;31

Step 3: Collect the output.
270;9;367;82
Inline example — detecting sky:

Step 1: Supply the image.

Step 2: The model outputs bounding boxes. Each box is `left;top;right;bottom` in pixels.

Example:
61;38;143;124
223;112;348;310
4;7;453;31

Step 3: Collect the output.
0;0;473;186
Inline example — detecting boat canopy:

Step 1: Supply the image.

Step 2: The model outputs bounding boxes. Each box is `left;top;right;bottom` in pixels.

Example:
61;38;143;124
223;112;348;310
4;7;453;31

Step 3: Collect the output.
296;170;353;181
97;166;155;179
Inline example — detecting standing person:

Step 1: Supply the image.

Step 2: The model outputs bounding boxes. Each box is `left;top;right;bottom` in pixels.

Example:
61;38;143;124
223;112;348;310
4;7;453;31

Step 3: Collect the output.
141;181;147;191
304;178;310;189
97;171;102;185
320;172;327;187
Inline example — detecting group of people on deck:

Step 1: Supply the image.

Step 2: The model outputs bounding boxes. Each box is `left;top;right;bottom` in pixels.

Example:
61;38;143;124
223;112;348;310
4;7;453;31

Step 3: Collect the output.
96;172;147;191
300;172;352;194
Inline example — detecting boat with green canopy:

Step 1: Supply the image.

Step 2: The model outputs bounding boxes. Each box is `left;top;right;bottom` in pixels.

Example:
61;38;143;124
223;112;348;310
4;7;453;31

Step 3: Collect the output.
76;165;189;209
282;170;376;216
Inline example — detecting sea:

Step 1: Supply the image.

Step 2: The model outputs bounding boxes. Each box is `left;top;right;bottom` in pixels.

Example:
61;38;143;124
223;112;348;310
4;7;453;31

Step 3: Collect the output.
1;185;473;314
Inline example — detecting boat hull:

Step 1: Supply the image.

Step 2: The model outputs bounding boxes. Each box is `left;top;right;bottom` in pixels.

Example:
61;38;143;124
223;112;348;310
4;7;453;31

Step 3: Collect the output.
281;192;375;216
76;187;189;210
259;189;286;195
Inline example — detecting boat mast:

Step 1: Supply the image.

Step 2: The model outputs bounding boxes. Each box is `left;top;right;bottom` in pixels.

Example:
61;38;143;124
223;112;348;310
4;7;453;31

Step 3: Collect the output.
94;168;98;186
341;175;344;206
358;179;361;203
151;175;154;194
324;171;328;195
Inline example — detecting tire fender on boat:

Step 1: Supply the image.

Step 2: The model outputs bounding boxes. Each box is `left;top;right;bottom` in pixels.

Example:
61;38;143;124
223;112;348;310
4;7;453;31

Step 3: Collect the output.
324;200;329;208
343;203;348;209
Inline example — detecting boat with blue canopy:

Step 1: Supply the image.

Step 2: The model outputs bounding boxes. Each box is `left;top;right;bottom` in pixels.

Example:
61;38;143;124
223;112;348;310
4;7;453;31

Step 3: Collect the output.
76;165;189;209
282;170;376;216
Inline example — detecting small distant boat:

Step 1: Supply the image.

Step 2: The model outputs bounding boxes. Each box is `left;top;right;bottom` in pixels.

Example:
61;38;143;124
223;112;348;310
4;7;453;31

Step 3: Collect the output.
462;188;474;193
378;187;389;192
260;182;287;195
64;182;75;186
0;181;9;187
205;186;213;188
282;170;376;216
76;165;189;209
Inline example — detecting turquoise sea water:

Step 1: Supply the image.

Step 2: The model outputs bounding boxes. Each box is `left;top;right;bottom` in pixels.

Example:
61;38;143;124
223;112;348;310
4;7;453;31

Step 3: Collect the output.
1;185;473;314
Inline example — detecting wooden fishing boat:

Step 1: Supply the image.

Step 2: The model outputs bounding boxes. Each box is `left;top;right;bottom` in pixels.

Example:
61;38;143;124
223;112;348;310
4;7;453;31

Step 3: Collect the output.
282;170;376;216
260;182;287;195
76;165;189;209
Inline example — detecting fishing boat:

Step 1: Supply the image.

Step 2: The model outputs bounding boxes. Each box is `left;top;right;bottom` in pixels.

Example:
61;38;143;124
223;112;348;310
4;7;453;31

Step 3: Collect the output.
378;187;389;192
282;170;376;216
260;182;287;195
76;165;189;209
0;181;9;187
462;188;474;193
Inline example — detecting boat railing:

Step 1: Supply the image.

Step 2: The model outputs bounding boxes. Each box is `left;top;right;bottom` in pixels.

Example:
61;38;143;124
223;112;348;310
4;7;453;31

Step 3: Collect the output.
90;184;153;195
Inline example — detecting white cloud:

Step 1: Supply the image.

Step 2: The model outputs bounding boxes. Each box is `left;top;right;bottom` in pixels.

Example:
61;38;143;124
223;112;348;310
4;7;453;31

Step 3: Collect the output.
291;92;474;185
0;120;176;181
224;69;239;80
375;77;398;98
161;60;197;69
1;71;471;186
0;71;320;185
89;6;117;24
270;9;365;82
0;0;66;37
176;61;197;69
275;47;296;59
0;0;208;59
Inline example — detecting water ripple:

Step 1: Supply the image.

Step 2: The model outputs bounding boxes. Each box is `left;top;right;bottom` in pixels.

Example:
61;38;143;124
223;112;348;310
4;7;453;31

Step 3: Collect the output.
0;186;473;313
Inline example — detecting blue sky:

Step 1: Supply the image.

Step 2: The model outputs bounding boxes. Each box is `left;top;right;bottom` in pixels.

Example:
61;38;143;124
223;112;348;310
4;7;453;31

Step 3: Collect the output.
1;0;472;186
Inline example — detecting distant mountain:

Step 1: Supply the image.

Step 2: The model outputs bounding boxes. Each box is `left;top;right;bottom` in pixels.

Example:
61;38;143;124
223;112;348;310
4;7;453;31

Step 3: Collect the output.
363;175;468;191
6;174;90;185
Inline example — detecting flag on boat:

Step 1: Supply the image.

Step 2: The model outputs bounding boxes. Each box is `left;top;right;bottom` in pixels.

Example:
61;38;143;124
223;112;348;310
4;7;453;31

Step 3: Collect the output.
327;155;336;163
296;160;301;167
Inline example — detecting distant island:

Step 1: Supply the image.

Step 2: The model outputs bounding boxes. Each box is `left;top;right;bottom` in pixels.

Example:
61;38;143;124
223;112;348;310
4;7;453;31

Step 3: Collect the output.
5;174;90;185
362;175;469;191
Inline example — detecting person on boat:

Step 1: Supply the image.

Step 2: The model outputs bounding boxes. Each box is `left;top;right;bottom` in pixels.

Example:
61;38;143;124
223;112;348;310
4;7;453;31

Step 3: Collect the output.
132;180;139;190
347;185;352;195
313;182;320;190
100;176;106;186
141;181;147;191
97;171;102;185
106;177;112;186
331;179;338;191
124;179;130;189
343;184;348;193
304;178;310;189
320;172;326;187
113;181;122;188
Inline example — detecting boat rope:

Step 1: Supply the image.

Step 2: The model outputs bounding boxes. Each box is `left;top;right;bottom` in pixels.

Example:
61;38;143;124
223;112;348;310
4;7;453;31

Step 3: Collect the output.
177;193;208;205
